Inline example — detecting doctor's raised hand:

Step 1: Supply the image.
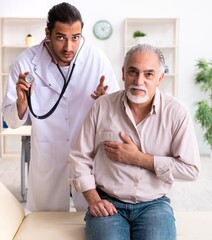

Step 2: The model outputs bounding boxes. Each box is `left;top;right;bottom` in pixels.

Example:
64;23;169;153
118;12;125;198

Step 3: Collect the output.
16;72;32;119
91;75;108;100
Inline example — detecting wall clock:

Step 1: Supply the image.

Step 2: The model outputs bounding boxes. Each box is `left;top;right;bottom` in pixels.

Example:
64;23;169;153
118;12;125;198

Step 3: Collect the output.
93;20;113;40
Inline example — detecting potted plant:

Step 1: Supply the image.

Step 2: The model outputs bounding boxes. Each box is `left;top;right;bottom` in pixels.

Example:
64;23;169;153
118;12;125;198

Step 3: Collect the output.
194;58;212;154
132;30;147;44
133;30;146;38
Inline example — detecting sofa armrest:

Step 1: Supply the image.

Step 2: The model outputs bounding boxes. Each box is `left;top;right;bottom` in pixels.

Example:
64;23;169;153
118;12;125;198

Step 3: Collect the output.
0;182;25;240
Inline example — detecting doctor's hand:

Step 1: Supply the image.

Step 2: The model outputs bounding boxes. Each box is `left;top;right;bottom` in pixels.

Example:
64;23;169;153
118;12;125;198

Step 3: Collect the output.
16;72;32;119
16;72;32;101
91;75;108;100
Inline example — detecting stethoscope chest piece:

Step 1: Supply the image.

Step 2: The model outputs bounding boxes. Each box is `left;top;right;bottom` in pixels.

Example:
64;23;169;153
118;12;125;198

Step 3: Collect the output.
25;73;35;85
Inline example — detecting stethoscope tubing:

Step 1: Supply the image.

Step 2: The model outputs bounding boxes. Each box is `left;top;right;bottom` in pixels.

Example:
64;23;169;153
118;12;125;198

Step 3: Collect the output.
26;37;85;119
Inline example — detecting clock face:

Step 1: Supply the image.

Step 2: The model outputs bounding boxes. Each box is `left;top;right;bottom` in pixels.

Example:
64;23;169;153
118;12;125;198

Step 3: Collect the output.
93;20;113;40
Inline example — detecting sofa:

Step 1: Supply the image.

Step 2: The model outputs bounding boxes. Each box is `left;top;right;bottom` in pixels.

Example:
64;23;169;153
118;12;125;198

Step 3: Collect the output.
0;181;85;240
1;181;212;240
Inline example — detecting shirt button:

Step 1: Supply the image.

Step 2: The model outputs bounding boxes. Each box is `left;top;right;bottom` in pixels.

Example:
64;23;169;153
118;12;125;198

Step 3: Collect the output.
66;139;70;142
134;182;138;187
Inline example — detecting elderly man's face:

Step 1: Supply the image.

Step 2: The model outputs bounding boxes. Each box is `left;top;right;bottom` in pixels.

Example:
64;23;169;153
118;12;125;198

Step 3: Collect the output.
122;51;164;106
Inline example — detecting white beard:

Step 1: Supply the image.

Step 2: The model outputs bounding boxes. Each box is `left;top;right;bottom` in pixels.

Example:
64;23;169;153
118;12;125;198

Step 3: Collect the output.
126;85;149;104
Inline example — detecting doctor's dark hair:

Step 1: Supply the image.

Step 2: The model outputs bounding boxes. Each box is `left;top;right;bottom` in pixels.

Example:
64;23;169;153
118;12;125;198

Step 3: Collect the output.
123;44;165;72
46;2;84;31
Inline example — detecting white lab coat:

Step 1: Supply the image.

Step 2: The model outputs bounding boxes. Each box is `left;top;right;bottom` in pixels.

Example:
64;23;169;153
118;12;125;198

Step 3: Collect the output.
2;40;120;211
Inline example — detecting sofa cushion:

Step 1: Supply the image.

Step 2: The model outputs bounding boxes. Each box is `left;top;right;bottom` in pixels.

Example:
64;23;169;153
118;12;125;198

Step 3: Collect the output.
175;211;212;240
15;211;212;240
14;211;86;240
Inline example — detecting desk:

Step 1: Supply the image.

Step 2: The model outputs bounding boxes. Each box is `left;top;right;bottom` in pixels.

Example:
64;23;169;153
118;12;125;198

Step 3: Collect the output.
1;126;31;201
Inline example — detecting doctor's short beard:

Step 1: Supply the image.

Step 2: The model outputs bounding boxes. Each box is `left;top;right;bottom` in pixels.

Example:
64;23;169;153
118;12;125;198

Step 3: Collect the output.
126;85;149;104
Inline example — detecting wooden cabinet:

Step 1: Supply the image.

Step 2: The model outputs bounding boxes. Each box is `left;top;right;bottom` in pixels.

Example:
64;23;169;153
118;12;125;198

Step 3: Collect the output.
0;18;46;156
124;18;179;96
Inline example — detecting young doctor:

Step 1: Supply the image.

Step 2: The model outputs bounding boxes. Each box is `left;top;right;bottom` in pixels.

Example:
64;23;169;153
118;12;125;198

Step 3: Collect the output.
1;2;119;212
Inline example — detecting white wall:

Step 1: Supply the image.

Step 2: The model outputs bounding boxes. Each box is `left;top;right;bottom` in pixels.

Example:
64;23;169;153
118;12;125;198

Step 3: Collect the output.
0;0;211;155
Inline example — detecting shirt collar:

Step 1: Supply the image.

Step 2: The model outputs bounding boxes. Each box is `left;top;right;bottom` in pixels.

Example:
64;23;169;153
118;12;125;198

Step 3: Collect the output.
152;88;161;114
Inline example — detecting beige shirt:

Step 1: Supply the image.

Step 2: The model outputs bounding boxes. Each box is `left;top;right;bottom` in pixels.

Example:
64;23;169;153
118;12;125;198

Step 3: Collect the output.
69;89;200;203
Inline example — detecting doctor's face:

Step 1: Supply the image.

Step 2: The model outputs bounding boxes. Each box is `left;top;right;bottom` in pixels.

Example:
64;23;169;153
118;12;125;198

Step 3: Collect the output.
46;21;82;67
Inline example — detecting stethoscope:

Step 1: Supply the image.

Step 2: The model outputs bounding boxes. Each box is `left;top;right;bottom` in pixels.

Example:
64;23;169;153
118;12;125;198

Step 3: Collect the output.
26;36;85;119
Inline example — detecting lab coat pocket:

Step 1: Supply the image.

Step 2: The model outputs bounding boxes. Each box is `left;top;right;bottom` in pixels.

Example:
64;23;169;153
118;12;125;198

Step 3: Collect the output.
37;142;52;173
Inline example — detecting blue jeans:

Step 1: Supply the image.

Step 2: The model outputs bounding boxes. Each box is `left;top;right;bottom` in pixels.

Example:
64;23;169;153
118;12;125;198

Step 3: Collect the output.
85;189;176;240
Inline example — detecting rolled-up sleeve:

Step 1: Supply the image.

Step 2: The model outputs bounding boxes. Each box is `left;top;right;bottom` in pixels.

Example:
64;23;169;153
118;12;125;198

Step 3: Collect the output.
154;109;200;183
70;175;96;192
69;103;97;193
